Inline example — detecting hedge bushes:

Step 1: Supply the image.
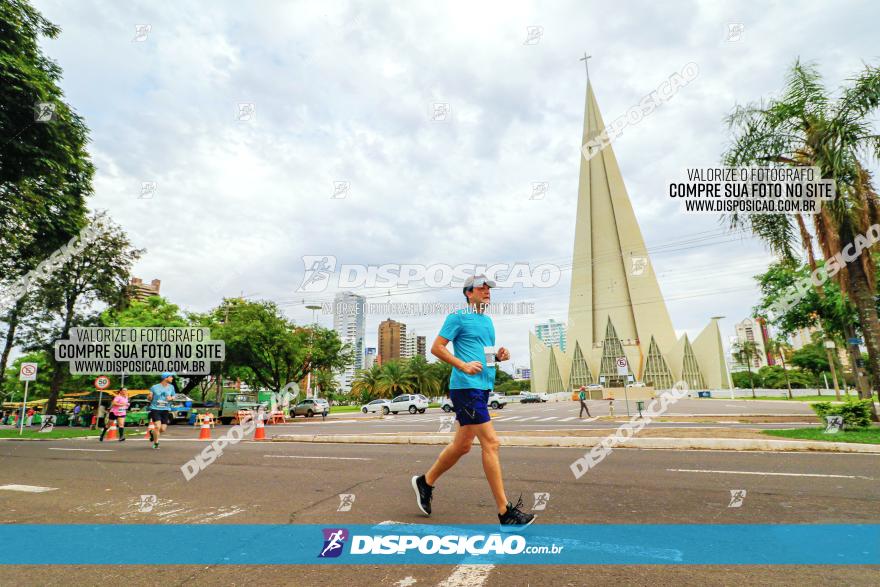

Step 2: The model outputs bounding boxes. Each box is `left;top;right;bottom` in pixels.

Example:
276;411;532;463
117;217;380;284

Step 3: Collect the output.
811;399;873;428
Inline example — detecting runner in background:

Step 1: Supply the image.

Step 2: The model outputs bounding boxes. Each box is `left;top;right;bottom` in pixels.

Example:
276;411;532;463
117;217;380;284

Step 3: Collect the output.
147;372;176;449
100;388;129;442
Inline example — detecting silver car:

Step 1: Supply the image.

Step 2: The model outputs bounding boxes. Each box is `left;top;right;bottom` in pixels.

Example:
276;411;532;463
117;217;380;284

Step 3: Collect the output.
291;398;329;418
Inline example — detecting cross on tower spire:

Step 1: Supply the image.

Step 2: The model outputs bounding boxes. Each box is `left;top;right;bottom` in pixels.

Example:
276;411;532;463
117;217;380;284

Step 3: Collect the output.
579;53;592;81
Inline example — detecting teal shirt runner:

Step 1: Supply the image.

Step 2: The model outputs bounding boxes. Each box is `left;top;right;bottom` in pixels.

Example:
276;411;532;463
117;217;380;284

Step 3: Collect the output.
438;309;496;390
149;383;174;411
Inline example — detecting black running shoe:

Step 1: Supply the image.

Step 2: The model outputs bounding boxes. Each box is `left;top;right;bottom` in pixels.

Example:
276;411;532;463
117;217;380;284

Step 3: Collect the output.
498;495;536;531
411;475;433;516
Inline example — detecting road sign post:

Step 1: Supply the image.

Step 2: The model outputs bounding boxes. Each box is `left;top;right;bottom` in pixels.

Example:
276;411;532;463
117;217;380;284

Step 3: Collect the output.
18;363;38;436
616;357;630;417
93;375;111;430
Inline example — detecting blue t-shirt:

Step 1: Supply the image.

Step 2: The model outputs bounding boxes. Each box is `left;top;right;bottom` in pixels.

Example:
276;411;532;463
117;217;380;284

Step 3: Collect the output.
149;384;174;411
438;309;496;390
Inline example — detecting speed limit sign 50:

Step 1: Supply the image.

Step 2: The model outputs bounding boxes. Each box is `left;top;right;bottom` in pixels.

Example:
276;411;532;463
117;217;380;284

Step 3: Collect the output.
94;375;111;390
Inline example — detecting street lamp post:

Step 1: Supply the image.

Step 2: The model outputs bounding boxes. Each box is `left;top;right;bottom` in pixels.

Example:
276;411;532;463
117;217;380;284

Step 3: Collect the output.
305;304;321;399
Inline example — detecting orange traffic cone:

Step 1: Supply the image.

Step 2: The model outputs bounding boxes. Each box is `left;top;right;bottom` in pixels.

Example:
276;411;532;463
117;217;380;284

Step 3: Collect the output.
105;422;118;441
198;421;211;440
253;417;266;441
145;421;155;440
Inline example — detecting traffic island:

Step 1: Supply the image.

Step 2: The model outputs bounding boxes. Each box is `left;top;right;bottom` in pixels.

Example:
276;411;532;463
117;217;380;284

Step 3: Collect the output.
269;430;880;453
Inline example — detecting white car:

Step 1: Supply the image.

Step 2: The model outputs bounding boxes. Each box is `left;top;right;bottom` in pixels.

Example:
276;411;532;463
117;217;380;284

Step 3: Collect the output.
361;399;391;414
440;392;508;412
388;394;429;414
586;383;603;391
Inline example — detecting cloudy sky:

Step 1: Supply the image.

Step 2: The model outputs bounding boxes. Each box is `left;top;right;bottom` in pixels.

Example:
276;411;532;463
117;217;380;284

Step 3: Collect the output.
34;0;880;372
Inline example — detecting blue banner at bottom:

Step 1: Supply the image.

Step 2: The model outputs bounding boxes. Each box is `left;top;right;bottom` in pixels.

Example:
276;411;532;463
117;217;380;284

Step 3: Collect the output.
1;524;877;565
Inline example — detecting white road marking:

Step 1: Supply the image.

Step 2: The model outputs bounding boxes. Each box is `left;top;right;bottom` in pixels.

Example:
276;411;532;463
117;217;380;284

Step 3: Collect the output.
436;564;495;587
536;417;558;422
516;416;540;422
560;417;577;422
48;447;113;452
0;484;57;493
264;455;372;461
667;468;874;480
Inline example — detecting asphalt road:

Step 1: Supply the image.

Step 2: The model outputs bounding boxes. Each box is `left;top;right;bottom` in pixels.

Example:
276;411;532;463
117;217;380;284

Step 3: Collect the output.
267;398;819;436
1;430;878;586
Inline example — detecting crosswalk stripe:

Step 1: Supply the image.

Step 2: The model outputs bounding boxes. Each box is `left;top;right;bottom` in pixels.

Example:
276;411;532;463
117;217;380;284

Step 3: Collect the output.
0;484;57;493
536;417;557;422
560;417;577;422
517;416;540;421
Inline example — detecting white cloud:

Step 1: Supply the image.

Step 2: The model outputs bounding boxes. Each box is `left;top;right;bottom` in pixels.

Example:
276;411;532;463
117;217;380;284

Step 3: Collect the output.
33;0;880;366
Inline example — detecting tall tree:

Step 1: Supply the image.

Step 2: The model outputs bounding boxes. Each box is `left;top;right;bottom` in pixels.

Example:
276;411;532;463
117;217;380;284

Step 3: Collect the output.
22;214;143;414
378;360;415;397
723;60;880;418
791;340;842;394
765;337;794;399
213;299;350;394
405;355;439;397
732;341;760;397
352;364;383;402
1;0;94;378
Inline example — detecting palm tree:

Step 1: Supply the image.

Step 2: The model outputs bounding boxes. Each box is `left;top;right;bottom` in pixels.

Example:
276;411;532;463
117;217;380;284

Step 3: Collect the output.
765;337;794;399
429;360;453;395
724;60;880;419
378;360;415;397
352;364;383;402
732;341;760;397
313;369;338;399
405;355;440;398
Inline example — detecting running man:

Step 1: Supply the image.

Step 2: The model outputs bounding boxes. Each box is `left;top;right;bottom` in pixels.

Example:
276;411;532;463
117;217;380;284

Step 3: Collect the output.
411;275;535;529
147;372;176;449
100;388;129;442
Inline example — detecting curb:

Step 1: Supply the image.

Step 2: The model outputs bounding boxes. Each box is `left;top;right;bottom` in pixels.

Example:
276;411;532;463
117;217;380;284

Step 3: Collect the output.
269;434;880;453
